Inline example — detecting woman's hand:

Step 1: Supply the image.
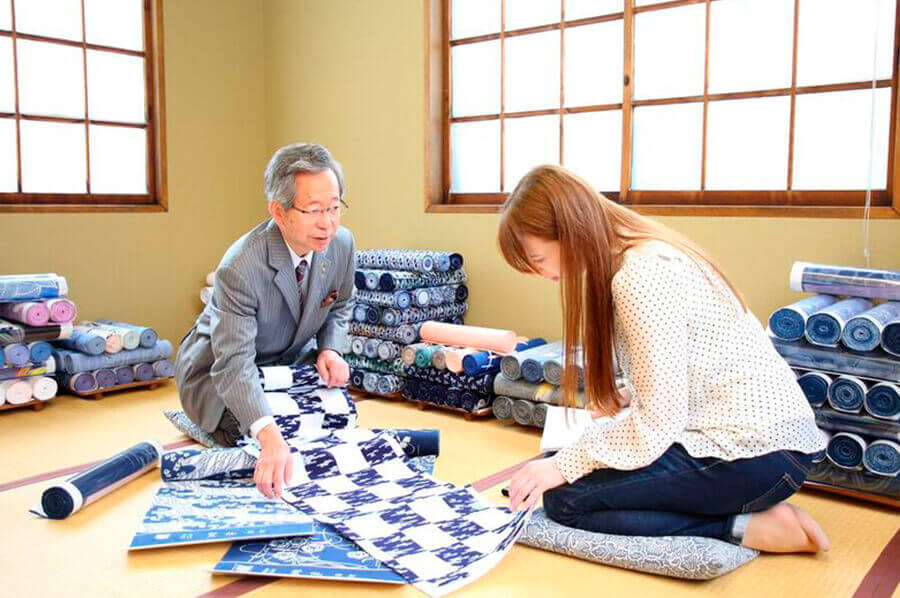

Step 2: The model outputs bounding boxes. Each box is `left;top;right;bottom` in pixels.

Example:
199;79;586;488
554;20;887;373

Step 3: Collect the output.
508;457;567;511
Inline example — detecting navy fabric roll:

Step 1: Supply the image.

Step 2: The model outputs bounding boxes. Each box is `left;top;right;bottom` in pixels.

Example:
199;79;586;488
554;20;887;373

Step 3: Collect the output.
796;371;831;408
492;395;514;420
38;440;161;519
95;368;117;389
152;359;175;378
114;365;135;385
768;295;839;342
805;298;874;347
402;376;419;397
96;320;158;348
445;387;461;408
462;351;501;377
790;262;900;301
354;270;367;290
58;329;106;356
455;285;469;302
28;341;53;363
862;440;900;477
827;375;867;413
133;363;155;382
842;302;900;352
415;345;439;368
375;374;402;396
403;364;494;396
826;433;866;470
350;369;365;389
4;343;30;366
865;382;900;421
500;338;552;381
770;336;899;381
364;305;380;325
883;321;900;357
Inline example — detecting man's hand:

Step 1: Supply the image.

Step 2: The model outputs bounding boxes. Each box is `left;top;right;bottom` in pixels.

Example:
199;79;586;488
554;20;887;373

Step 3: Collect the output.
508;457;567;511
254;423;293;499
316;349;349;387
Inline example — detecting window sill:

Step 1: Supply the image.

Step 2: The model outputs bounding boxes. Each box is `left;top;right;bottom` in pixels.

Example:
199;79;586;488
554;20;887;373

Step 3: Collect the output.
0;202;168;214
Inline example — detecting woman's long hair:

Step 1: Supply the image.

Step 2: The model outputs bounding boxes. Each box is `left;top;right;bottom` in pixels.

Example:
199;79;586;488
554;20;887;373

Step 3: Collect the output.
497;165;746;415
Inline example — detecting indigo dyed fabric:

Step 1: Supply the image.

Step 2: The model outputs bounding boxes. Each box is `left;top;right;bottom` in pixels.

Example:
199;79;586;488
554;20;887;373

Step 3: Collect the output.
805;298;873;347
768;295;839;342
841;302;900;352
865;382;900;420
826;433;866;469
790;262;900;302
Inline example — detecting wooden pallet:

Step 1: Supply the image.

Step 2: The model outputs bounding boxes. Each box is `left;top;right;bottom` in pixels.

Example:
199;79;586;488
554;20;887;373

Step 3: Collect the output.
65;378;171;400
405;398;493;421
803;480;900;509
0;399;47;413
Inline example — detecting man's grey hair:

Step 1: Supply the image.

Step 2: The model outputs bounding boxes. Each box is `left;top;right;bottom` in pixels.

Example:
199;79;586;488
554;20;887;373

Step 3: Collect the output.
264;143;345;208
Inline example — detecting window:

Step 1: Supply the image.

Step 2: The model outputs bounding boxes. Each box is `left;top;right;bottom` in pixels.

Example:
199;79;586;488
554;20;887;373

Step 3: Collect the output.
425;0;900;217
0;0;166;211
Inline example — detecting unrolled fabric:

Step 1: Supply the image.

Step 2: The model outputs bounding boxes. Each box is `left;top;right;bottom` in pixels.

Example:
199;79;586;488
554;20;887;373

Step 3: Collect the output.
0;358;56;382
805;298;873;347
32;440;162;519
795;371;831;408
827;375;867;413
881;321;900;357
865;382;900;421
0;273;68;302
52;340;173;374
0;301;50;326
841;302;900;352
862;440;900;477
1;378;33;404
0;320;72;345
768;295;839;342
420;322;519;354
28;376;57;401
3;343;30;366
770;336;900;381
826;433;866;470
46;298;77;323
790;262;900;301
493;374;588;408
28;341;53;363
81;321;141;351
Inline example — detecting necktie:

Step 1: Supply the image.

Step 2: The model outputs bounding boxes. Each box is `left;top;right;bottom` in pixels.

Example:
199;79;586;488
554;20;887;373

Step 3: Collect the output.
295;259;308;306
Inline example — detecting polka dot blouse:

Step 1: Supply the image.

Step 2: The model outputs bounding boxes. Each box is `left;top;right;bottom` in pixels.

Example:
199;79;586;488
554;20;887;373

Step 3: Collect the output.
554;241;827;484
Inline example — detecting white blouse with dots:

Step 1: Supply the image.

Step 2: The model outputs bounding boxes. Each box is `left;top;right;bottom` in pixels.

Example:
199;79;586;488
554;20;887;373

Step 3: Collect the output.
554;241;827;484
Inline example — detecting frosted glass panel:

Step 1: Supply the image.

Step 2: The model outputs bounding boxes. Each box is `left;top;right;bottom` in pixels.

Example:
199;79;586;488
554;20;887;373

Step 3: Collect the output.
505;0;560;31
14;0;82;41
632;103;702;190
566;0;623;20
0;38;13;113
634;4;705;100
452;41;500;117
505;31;560;112
85;0;143;51
504;114;559;191
17;41;84;118
793;88;890;190
451;0;501;39
563;111;622;192
0;119;16;192
20;120;86;193
565;22;623;107
87;50;145;123
0;1;11;30
706;96;790;190
797;0;894;86
89;125;146;193
709;0;793;94
451;120;500;192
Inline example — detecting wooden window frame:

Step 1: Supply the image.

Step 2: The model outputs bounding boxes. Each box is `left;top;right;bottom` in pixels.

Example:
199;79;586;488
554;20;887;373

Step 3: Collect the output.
0;0;167;213
425;0;900;218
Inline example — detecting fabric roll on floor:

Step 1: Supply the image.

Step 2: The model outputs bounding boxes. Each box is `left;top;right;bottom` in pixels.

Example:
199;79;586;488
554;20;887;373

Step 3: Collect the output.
493;374;587;408
28;341;53;363
363;338;380;359
796;371;832;408
805;298;873;347
865;382;900;420
1;378;33;404
826;432;867;470
377;340;402;361
46;298;77;323
827;375;867;413
412;288;430;307
768;295;839;342
114;365;136;385
61;372;98;393
883;321;900;357
862;440;900;477
152;359;175;378
0;301;51;326
492;395;513;420
52;340;173;374
790;262;900;301
512;399;535;427
0;273;68;302
770;336;900;381
133;363;155;382
443;347;477;374
520;341;563;383
4;343;31;367
841;302;900;352
95;368;118;389
532;402;549;428
364;305;380;325
28;375;58;401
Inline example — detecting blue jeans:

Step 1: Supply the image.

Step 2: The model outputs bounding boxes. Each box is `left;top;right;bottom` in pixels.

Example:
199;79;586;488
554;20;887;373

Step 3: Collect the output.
543;444;815;543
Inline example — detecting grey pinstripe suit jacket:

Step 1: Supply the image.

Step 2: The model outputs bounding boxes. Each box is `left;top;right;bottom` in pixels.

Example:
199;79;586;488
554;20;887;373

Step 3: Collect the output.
175;219;356;433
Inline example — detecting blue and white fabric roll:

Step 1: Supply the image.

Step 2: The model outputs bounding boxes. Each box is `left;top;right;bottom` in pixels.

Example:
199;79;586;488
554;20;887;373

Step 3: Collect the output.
352;304;368;324
415;344;440;368
768;295;839;342
152;359;175;378
363;338;380;359
826;432;867;470
356;249;463;273
349;322;422;345
865;382;900;421
771;336;899;381
380;302;468;327
790;262;900;302
81;321;141;351
827;375;867;413
356;289;412;309
372;268;468;292
882;321;900;357
403;364;494;395
133;363;155;382
362;372;378;394
0;274;68;302
412;288;430;307
350;336;366;355
28;341;53;363
96;320;158;348
61;371;98;393
364;271;380;291
95;368;118;389
35;440;162;519
114;365;135;385
350;369;365;389
500;339;553;381
4;343;31;366
57;329;107;356
492;395;514;420
462;351;502;377
521;341;564;383
841;302;900;352
52;341;174;374
805;298;873;347
862;440;900;477
376;340;402;361
796;371;832;408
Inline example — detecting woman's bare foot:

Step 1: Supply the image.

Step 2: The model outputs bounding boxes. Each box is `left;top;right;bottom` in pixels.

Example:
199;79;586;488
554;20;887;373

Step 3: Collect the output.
742;503;831;553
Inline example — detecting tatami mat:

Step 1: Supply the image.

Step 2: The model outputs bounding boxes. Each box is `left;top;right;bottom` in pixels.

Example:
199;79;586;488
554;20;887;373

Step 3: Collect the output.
0;386;897;597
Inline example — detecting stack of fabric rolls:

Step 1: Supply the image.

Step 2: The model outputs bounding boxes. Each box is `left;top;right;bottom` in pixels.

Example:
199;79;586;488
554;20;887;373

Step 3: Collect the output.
398;321;543;416
347;249;468;398
0;273;73;410
768;261;899;502
51;319;175;396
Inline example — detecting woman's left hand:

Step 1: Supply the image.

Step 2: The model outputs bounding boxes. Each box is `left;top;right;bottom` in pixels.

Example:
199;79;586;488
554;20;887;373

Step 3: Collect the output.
508;457;567;511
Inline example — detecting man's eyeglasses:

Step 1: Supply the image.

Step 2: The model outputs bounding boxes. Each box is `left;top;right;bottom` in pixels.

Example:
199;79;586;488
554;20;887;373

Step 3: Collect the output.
290;199;348;219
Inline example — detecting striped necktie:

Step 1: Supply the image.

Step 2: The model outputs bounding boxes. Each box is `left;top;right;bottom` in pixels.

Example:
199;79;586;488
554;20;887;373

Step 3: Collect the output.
295;259;308;305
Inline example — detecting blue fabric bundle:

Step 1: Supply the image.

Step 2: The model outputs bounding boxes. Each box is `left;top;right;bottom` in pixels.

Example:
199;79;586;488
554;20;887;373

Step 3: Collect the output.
841;302;900;352
865;382;900;420
805;298;873;347
768;295;839;342
826;432;866;470
827;375;867;413
795;371;831;408
862;440;900;477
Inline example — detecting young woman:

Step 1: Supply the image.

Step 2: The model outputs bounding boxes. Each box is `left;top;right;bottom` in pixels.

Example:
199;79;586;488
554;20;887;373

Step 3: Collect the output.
500;165;829;553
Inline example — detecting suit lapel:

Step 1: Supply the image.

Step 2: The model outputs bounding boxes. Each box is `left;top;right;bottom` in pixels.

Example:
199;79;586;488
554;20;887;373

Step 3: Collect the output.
298;247;333;335
265;220;301;324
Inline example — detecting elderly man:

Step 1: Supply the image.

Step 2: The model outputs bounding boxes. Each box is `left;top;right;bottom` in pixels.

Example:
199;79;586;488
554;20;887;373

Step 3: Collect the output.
175;142;356;498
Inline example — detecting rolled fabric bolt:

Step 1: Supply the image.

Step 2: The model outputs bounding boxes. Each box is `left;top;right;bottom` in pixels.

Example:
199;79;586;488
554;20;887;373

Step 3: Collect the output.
826;432;867;470
59;329;106;356
796;371;832;408
352;304;368;323
444;347;477;374
350;369;365;389
493;395;514;420
842;302;900;352
381;308;399;327
28;341;53;363
351;337;366;355
0;318;25;344
363;338;380;359
82;321;141;351
73;325;124;354
412;289;430;307
768;295;839;342
364;271;379;290
455;285;469;302
415;345;439;369
0;274;68;302
790;262;900;301
420;322;519;354
63;372;98;393
364;305;380;325
114;365;136;385
133;362;155;382
427;287;444;306
95;368;118;389
362;372;378;394
445;387;461;408
200;287;213;305
37;440;162;519
96;320;158;348
882;321;900;357
864;382;900;421
46;298;77;323
1;378;33;404
29;376;58;401
377;341;399;361
152;359;175;378
827;375;867;413
401;343;423;366
462;351;501;376
52;340;172;374
432;348;448;370
4;343;31;367
0;301;51;326
376;375;401;396
532;402;549;428
512;399;535;426
354;271;367;290
862;440;900;477
805;298;873;347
